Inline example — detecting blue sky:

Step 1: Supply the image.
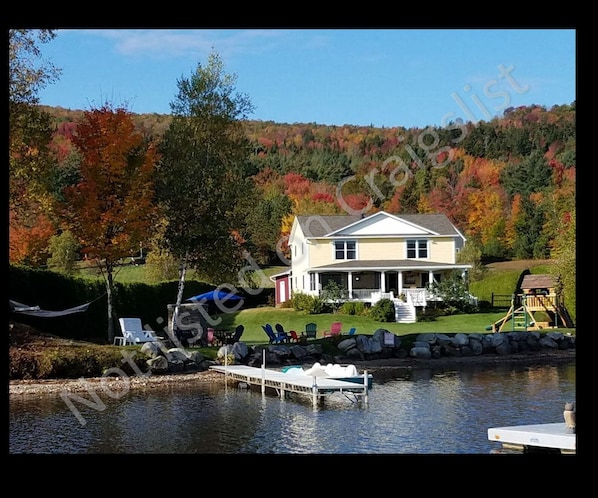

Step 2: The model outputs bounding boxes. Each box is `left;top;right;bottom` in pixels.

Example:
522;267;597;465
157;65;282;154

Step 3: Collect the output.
36;28;576;129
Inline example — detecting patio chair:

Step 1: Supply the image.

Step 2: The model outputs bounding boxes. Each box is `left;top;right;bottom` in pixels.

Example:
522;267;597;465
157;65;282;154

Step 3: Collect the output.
206;327;216;347
289;330;300;343
262;324;278;343
302;322;318;340
347;327;357;336
274;323;291;343
324;321;342;338
116;318;162;345
231;324;244;343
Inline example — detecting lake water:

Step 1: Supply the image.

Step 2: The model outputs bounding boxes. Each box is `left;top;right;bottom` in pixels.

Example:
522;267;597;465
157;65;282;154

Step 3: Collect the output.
9;361;576;454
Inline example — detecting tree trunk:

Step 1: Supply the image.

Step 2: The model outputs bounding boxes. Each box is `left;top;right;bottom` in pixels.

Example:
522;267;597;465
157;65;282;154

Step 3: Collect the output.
171;251;188;341
106;262;115;344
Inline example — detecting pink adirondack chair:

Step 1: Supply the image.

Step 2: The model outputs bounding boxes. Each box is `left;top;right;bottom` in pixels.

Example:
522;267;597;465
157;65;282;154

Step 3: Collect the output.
206;327;216;346
324;321;342;337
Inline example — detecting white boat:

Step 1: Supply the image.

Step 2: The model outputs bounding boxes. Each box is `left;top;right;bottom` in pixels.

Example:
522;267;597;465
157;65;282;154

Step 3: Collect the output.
282;362;373;388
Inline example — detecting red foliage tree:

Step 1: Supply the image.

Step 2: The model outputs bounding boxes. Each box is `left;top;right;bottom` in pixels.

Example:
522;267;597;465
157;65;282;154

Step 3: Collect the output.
60;104;159;343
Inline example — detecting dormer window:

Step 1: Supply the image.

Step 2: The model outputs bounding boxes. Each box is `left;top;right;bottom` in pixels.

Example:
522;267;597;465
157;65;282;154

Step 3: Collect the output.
407;239;428;259
334;240;356;260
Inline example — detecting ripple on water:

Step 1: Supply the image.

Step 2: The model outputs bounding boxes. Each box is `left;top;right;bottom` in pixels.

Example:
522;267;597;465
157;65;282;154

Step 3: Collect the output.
9;363;575;454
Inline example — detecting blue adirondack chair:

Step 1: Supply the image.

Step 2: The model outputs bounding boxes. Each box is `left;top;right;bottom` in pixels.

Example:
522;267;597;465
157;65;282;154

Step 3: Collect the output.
231;324;244;343
262;324;278;343
274;323;290;343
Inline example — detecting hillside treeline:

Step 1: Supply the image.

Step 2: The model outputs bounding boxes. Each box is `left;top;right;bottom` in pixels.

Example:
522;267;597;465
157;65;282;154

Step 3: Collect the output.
29;102;575;269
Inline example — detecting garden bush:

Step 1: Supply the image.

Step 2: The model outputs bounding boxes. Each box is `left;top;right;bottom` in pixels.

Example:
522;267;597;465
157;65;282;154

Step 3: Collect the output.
340;301;368;316
291;292;324;314
369;298;395;322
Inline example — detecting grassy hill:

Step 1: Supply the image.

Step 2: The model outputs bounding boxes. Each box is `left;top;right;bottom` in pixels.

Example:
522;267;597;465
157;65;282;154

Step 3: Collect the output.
469;259;553;305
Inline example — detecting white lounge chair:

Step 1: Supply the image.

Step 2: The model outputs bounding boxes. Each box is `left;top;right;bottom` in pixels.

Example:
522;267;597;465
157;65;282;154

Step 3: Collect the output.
114;318;162;345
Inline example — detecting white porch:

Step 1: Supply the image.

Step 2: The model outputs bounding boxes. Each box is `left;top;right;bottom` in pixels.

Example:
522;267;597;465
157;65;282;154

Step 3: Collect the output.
307;268;475;324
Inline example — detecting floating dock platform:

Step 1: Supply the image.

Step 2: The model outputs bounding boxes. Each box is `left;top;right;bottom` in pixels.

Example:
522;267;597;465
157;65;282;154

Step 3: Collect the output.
210;364;371;407
488;422;576;454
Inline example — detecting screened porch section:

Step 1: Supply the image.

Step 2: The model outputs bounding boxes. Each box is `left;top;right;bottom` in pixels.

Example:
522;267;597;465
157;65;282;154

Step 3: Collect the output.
318;270;445;305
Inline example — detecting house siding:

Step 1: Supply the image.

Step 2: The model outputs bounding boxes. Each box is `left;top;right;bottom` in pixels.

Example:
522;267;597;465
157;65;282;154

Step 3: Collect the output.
430;238;458;264
305;236;458;266
291;222;310;294
357;238;402;260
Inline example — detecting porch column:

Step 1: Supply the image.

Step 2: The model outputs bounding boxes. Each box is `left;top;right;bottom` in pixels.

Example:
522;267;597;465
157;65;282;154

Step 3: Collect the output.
348;271;353;299
398;270;403;295
429;270;435;286
380;271;386;293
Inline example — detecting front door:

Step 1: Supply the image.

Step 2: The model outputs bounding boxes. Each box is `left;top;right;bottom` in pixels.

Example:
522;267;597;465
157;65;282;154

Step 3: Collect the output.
279;279;287;303
385;271;398;296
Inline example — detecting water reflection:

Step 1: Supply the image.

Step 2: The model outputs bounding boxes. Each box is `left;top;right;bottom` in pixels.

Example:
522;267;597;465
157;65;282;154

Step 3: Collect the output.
9;362;575;454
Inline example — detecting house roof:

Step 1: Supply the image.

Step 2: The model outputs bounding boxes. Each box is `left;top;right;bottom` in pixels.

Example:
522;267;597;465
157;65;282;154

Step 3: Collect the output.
521;274;556;289
295;211;462;238
312;259;472;271
268;269;291;282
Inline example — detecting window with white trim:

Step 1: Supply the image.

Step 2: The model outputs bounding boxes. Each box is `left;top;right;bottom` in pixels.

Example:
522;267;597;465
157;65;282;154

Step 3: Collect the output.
334;240;356;260
406;239;428;259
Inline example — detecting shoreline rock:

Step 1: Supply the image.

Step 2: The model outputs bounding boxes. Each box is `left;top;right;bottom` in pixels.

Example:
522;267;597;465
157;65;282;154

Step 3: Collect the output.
9;348;575;397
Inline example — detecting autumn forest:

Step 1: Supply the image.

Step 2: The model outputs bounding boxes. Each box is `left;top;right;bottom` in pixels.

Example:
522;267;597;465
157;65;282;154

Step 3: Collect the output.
13;101;576;270
9;31;575;288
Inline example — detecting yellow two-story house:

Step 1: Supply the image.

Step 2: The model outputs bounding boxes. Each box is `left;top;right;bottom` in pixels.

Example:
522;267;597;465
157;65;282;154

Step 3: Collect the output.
283;210;473;322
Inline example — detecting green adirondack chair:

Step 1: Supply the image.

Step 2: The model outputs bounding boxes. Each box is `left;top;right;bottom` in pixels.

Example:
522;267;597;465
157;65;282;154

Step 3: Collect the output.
303;322;317;340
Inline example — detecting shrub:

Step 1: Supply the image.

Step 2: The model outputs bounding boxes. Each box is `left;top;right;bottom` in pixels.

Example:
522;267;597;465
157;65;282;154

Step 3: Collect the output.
320;281;348;313
340;301;357;315
340;301;367;316
370;298;395;322
291;292;324;314
9;342;150;380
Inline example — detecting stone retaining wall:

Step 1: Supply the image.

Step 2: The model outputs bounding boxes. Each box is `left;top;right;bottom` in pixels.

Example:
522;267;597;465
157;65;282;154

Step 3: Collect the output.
141;329;576;374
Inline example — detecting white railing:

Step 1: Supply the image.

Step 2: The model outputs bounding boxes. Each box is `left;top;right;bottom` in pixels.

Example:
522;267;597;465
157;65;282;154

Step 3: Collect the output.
351;289;379;300
348;288;478;307
369;291;395;302
403;288;428;306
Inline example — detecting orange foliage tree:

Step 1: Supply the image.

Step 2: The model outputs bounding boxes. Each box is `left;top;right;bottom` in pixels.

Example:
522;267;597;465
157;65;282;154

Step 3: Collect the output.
60;104;159;343
9;209;55;266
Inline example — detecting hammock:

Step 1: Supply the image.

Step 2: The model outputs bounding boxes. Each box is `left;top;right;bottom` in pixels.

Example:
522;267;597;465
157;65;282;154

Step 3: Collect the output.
9;299;91;318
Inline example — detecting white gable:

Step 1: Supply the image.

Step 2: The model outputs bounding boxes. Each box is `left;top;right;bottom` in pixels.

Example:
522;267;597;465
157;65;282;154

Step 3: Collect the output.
332;213;433;237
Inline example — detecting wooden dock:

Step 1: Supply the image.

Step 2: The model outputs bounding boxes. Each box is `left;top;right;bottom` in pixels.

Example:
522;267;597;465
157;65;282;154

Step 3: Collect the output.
210;364;371;407
488;423;576;454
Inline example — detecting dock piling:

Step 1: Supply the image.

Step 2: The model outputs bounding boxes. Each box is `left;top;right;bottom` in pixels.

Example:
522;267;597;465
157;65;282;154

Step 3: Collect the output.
261;349;266;395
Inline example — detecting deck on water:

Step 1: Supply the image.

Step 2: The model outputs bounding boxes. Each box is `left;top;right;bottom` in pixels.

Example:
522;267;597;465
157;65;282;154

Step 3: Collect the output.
488;422;576;454
210;364;371;407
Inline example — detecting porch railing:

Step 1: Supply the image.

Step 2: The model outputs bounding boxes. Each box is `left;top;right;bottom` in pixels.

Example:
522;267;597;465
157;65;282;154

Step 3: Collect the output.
351;289;384;300
347;287;477;307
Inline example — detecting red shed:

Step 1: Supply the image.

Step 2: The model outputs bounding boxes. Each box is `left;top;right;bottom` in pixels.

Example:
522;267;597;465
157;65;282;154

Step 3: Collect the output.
270;269;291;305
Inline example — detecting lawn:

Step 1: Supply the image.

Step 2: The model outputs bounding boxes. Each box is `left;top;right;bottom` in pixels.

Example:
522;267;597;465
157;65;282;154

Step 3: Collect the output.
208;306;568;346
74;257;574;348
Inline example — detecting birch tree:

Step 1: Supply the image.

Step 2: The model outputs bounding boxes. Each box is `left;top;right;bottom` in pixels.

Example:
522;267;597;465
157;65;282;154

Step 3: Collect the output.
156;52;254;333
